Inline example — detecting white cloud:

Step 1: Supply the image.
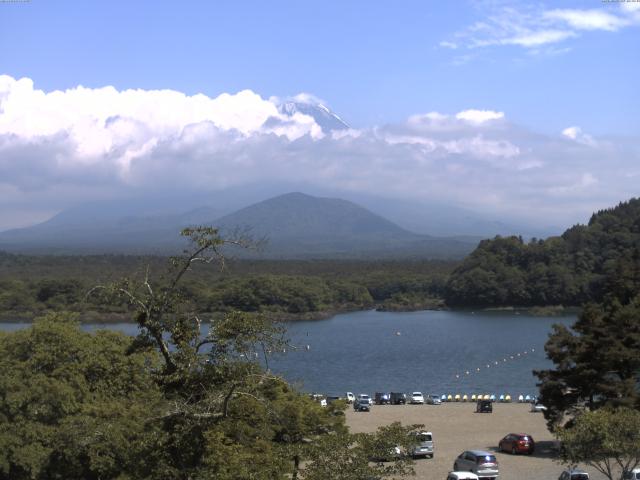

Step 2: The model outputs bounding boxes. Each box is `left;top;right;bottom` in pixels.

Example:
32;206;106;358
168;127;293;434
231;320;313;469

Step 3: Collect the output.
0;75;323;175
455;109;504;124
442;3;640;52
439;41;458;49
0;75;638;231
562;126;597;146
544;9;630;31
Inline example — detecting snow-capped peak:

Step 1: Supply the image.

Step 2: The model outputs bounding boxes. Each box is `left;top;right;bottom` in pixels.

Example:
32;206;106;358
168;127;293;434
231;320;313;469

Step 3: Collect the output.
278;99;350;133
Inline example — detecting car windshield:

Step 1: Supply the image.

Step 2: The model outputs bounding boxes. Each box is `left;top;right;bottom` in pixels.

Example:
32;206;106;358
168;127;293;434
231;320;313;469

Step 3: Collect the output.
416;433;432;442
412;392;421;396
477;455;496;464
571;475;589;480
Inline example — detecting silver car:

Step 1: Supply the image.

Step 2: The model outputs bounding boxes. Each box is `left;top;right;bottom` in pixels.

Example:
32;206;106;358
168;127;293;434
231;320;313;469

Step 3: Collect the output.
409;431;434;458
453;450;499;480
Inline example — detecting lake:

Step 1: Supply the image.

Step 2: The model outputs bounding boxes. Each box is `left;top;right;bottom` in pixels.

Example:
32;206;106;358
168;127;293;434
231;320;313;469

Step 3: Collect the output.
0;309;574;398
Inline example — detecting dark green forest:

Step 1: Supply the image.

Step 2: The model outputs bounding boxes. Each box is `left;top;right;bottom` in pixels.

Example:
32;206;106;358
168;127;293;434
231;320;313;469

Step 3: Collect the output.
0;254;452;321
445;198;640;308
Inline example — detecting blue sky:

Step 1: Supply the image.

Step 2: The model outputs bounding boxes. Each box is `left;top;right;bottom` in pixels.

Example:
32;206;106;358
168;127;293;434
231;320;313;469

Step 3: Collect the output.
0;0;639;231
2;0;638;134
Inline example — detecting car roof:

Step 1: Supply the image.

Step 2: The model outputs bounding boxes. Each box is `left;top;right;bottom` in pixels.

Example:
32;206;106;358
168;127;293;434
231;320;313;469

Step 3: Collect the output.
467;450;494;456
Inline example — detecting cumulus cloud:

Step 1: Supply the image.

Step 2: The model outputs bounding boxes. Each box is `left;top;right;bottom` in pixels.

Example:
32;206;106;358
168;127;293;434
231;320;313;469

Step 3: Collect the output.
442;3;640;52
562;126;597;146
0;75;639;231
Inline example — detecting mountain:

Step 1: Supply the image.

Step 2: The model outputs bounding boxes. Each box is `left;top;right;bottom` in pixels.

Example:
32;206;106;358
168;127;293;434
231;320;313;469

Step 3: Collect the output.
204;192;478;259
277;100;349;132
0;192;479;258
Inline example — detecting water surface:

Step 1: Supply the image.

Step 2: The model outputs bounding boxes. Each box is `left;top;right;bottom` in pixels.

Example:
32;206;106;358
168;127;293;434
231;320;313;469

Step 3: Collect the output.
1;309;574;397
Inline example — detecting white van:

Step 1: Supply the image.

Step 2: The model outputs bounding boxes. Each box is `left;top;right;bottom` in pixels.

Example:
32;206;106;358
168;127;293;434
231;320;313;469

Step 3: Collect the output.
624;469;640;480
447;472;479;480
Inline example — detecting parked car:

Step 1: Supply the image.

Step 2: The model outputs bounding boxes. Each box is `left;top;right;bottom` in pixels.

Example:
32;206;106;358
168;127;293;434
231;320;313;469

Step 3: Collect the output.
409;431;434;458
353;398;371;412
498;433;535;454
427;394;442;405
370;445;402;462
375;392;391;405
390;392;407;404
531;402;547;412
410;392;425;404
453;451;499;480
624;469;640;480
476;400;493;413
309;393;327;407
447;473;480;480
559;469;589;480
346;392;355;404
358;393;373;405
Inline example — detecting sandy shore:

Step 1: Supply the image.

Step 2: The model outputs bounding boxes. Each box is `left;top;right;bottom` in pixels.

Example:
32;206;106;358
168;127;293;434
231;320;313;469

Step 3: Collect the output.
346;402;607;480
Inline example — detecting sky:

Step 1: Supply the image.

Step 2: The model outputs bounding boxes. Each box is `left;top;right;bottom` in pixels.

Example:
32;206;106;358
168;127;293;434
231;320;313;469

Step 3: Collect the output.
0;0;639;232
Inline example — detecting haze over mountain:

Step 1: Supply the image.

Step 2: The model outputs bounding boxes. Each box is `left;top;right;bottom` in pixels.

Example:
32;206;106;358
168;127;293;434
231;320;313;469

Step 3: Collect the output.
0;192;481;259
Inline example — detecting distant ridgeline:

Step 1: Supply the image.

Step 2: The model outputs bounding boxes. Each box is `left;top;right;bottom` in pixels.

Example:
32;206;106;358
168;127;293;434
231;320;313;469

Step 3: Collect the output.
445;198;640;308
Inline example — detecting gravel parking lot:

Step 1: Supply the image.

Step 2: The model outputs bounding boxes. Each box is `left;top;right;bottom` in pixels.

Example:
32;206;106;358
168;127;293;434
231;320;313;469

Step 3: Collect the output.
346;402;607;480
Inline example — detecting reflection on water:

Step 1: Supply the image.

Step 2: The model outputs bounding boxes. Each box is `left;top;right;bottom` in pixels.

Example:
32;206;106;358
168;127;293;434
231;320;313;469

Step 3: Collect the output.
1;309;574;397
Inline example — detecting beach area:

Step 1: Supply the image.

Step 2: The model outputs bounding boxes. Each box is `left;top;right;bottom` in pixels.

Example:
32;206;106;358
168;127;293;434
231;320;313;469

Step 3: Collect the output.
346;402;607;480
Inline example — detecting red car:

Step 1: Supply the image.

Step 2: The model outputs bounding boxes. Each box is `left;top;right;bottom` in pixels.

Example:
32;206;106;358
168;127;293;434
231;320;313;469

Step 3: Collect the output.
498;433;535;454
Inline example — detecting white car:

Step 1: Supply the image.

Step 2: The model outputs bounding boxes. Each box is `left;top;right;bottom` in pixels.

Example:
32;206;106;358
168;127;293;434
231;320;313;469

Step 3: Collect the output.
358;393;373;405
559;469;589;480
624;469;640;480
309;393;327;407
346;392;355;404
411;392;425;404
447;473;480;480
531;403;547;412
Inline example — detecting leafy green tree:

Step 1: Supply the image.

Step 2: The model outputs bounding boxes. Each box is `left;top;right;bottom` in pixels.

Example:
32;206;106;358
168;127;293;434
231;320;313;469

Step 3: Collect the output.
0;312;164;480
90;227;354;479
557;407;640;480
535;295;640;429
301;422;422;480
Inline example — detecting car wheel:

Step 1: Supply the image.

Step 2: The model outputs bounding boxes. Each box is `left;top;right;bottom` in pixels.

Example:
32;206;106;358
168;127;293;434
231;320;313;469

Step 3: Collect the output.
512;447;517;455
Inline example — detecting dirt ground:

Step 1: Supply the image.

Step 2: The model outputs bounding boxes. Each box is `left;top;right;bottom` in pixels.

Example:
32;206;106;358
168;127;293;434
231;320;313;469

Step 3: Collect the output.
346;402;608;480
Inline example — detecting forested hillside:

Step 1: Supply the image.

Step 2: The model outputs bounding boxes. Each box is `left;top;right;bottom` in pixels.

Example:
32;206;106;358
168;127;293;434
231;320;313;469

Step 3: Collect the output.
445;198;640;307
0;254;453;320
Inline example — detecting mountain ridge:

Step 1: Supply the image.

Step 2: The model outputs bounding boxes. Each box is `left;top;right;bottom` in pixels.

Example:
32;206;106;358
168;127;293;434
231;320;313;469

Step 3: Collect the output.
0;192;479;259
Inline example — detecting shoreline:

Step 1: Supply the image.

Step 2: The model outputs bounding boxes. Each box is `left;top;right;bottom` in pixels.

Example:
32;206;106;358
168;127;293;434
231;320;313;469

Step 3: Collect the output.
0;303;579;324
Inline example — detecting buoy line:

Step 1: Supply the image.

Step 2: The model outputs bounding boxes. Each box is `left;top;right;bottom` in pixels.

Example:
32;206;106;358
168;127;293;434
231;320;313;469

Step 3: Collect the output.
453;347;537;379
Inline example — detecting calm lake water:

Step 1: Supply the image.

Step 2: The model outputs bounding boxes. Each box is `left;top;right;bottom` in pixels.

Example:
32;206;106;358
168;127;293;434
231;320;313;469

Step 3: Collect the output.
1;309;575;398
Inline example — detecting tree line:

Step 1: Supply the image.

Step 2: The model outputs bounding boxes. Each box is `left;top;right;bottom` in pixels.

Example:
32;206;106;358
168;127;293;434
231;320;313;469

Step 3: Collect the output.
0;254;453;320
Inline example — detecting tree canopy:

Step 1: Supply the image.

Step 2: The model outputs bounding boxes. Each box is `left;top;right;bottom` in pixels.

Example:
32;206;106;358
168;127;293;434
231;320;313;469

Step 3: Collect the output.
557;407;640;480
445;198;640;308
